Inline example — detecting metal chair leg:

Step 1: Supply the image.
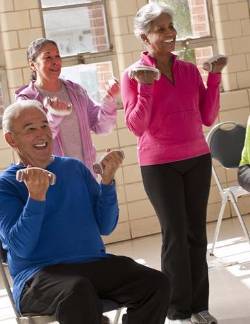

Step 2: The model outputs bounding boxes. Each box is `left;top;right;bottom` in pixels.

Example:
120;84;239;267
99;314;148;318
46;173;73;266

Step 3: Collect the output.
229;192;250;245
210;194;228;256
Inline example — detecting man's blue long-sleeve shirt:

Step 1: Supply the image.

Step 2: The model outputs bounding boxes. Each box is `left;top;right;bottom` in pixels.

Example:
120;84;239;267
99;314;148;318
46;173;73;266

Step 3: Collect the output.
0;156;119;312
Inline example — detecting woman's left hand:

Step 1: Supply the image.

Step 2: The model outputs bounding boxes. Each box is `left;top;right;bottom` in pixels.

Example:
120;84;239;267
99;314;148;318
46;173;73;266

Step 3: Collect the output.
212;56;228;73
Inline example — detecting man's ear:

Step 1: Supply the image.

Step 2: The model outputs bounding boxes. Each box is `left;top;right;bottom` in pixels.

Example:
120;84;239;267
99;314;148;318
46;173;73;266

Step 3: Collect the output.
141;34;149;44
28;59;36;72
4;132;17;148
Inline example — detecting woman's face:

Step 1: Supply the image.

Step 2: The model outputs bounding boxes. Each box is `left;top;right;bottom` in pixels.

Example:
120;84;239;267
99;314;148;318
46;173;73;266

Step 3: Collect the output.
143;13;177;56
30;43;62;83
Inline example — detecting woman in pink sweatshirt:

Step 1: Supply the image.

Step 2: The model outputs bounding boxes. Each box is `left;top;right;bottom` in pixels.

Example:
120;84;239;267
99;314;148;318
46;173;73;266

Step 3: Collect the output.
121;3;227;324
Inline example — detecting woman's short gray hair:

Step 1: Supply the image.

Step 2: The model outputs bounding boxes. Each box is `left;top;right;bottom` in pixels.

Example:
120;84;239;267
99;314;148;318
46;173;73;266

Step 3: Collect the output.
134;2;173;38
2;100;46;134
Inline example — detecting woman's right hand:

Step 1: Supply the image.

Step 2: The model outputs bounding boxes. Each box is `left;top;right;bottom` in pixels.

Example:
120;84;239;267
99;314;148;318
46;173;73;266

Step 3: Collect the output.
133;70;156;85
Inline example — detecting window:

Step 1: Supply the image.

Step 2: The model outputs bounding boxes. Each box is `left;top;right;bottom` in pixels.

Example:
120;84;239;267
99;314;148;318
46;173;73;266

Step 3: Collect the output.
40;0;110;57
61;61;114;102
150;0;217;82
40;0;119;105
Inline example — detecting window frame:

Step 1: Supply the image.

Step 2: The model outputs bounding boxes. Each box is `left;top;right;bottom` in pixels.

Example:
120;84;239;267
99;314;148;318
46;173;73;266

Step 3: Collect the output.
39;0;118;72
39;0;112;58
150;0;218;58
39;0;122;106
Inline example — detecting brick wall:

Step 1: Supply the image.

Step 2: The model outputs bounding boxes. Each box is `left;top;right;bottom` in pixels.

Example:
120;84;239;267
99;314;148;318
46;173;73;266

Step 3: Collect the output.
0;0;43;100
1;0;250;243
88;4;109;52
188;0;210;37
105;0;250;243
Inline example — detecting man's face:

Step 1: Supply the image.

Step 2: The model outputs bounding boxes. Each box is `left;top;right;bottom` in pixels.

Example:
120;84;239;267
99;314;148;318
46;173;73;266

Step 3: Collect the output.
5;107;53;168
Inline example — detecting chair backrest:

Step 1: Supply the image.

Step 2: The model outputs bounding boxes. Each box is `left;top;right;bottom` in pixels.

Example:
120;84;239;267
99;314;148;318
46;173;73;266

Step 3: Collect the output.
207;121;246;168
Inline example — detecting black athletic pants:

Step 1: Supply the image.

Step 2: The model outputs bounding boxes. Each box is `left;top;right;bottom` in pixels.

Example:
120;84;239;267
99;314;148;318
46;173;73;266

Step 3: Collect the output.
141;154;212;320
20;255;169;324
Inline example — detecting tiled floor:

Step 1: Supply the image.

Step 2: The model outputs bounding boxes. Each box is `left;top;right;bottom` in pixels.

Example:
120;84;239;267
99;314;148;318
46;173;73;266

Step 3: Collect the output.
1;216;250;323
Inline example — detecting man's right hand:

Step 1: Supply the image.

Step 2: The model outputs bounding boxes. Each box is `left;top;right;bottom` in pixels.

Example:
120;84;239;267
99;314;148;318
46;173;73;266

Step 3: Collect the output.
16;167;53;201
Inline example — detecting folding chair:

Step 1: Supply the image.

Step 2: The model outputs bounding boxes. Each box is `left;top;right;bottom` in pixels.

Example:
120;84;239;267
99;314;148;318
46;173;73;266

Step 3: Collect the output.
0;244;123;324
206;121;250;255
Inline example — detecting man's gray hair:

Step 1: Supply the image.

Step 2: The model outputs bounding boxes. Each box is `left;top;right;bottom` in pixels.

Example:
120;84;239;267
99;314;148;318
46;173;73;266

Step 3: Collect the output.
2;100;47;134
134;2;173;38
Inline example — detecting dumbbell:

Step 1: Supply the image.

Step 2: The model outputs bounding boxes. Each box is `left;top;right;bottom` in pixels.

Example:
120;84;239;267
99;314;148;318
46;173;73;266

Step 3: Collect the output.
203;54;227;72
128;65;160;81
43;96;72;116
93;150;125;175
16;168;56;186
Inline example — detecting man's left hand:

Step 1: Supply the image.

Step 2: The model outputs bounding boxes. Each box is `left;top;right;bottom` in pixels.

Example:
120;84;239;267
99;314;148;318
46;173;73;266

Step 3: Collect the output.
101;150;124;185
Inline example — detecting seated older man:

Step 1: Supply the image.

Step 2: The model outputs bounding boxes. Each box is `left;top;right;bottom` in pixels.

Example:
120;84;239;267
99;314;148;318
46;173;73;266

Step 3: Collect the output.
0;100;169;324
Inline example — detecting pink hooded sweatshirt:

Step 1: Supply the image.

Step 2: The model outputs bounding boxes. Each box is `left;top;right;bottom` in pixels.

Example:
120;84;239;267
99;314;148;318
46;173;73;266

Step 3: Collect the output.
121;52;221;166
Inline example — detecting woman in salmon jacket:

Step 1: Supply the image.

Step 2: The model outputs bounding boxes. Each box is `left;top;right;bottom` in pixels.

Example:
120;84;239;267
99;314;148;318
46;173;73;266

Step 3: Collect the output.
121;3;227;324
15;38;119;176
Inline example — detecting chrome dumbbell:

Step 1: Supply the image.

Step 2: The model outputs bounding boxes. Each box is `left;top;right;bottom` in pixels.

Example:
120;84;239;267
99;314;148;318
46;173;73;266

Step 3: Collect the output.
16;168;56;186
203;54;227;72
128;65;160;81
43;96;72;116
93;150;125;175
